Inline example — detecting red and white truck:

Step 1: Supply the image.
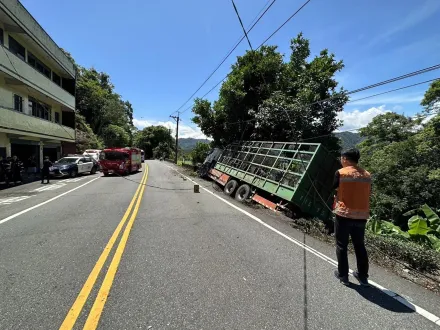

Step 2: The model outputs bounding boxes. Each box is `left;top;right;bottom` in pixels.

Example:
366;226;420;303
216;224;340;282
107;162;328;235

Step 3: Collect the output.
99;147;142;176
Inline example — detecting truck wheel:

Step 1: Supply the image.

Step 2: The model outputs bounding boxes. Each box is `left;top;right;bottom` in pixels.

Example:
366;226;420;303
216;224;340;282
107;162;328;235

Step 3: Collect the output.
224;180;238;196
235;184;251;202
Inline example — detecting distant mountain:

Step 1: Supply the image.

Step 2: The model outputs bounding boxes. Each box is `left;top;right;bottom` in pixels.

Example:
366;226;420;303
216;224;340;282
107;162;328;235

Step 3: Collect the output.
335;131;365;150
179;138;211;151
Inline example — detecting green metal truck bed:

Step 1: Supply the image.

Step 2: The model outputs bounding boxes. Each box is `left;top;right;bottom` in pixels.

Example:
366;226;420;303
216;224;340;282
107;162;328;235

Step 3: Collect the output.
214;141;340;220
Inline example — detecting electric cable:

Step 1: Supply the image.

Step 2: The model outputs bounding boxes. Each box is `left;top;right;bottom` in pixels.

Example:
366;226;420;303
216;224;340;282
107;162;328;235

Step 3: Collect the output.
172;0;278;115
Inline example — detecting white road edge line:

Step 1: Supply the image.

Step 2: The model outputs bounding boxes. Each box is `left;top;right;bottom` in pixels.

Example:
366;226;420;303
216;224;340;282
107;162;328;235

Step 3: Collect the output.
165;164;440;326
0;176;101;225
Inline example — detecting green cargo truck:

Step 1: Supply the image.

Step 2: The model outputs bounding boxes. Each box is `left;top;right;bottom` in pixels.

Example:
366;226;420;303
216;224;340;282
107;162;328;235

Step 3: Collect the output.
206;140;340;221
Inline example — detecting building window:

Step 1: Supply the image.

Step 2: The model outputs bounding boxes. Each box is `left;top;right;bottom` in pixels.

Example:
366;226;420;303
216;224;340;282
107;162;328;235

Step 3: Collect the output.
28;52;51;78
29;97;51;121
55;112;60;123
0;28;4;45
8;36;25;60
13;94;23;112
52;72;61;86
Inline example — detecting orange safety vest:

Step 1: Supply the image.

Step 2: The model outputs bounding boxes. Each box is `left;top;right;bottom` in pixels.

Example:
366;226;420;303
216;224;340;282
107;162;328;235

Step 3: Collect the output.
334;166;371;220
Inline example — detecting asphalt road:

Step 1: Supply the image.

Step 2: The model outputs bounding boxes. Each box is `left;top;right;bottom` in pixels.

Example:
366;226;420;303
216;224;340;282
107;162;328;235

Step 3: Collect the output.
0;160;439;330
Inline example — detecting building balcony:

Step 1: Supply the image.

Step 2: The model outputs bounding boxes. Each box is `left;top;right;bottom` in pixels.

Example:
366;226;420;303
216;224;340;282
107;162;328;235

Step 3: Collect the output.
0;44;75;110
0;106;75;142
0;0;76;78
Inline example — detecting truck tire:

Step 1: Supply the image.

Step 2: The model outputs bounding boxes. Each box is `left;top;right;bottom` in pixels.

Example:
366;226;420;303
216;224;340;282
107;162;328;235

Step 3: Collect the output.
224;180;238;196
235;184;251;202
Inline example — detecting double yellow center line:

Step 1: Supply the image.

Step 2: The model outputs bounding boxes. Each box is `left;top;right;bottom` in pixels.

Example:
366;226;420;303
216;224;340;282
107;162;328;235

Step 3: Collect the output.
60;166;149;330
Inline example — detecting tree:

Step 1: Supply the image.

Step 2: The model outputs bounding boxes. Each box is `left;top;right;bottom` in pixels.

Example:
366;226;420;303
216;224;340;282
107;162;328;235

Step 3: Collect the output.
133;126;175;159
358;112;440;224
190;142;211;165
358;112;420;168
102;124;130;148
421;80;440;112
192;33;347;151
75;114;103;153
75;66;134;145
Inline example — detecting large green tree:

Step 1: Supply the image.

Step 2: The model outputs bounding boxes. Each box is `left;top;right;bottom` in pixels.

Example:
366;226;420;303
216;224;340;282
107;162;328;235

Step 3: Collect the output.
359;112;440;224
75;66;134;147
192;33;347;150
133;126;175;159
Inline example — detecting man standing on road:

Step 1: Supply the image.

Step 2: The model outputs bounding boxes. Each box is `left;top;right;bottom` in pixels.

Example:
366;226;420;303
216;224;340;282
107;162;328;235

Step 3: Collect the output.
333;148;371;287
41;156;52;184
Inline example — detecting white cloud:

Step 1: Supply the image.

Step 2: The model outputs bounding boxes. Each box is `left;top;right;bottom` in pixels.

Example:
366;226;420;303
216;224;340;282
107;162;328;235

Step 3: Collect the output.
133;118;209;139
368;0;440;46
337;106;390;131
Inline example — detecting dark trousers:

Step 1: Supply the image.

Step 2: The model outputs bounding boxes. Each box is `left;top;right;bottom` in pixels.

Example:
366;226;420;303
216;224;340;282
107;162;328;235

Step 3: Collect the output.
41;171;50;183
335;215;369;279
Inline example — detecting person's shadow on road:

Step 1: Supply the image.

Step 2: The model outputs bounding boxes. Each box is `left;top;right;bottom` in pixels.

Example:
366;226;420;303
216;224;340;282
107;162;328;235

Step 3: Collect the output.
348;284;415;313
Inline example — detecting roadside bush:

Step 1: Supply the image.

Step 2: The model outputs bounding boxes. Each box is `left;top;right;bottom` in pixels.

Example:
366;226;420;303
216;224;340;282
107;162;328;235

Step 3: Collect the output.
365;231;440;272
289;216;440;273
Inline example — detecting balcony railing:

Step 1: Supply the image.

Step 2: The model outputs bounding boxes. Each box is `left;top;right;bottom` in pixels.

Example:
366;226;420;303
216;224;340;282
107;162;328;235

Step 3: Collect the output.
0;106;75;142
0;45;75;110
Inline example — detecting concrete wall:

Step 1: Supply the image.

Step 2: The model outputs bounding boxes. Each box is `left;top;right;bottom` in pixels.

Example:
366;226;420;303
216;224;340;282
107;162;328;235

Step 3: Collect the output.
0;0;76;78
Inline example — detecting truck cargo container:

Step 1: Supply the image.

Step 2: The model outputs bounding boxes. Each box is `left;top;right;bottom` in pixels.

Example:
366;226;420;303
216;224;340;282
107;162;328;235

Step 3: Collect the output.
204;140;340;221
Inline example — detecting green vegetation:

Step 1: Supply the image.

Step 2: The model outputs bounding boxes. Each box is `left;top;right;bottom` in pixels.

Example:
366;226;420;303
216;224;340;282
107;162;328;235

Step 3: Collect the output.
133;125;175;159
190;142;211;165
358;112;440;225
357;80;440;256
191;33;347;152
367;205;440;252
63;50;174;153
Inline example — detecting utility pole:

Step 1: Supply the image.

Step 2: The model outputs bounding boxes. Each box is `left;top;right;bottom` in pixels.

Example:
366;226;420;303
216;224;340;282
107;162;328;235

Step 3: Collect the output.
170;112;180;164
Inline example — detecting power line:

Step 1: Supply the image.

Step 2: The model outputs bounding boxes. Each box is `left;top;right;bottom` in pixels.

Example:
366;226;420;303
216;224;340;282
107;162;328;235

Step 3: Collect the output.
179;0;313;115
172;0;278;115
347;64;440;95
348;78;439;104
256;0;312;49
198;74;439;128
231;0;254;50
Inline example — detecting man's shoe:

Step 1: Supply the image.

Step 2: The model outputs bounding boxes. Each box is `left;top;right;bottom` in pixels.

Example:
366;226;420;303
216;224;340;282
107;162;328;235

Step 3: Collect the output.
334;270;349;286
353;271;370;287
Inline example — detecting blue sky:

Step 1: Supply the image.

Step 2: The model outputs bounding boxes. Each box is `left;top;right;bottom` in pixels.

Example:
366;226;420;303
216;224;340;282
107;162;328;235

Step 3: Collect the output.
21;0;440;137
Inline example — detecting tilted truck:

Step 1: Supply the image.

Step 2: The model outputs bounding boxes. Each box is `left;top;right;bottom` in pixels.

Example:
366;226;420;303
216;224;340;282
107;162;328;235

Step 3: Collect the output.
202;140;340;221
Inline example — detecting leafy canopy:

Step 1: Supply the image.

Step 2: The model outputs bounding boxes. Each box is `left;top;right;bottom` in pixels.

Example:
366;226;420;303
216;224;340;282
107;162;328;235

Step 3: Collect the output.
133;126;175;159
192;33;347;151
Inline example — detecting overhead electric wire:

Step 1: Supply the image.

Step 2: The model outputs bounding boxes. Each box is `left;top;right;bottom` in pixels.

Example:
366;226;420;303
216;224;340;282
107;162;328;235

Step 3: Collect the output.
179;0;313;115
231;0;254;50
348;78;439;104
201;74;440;128
347;64;440;95
256;0;312;49
172;0;278;115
